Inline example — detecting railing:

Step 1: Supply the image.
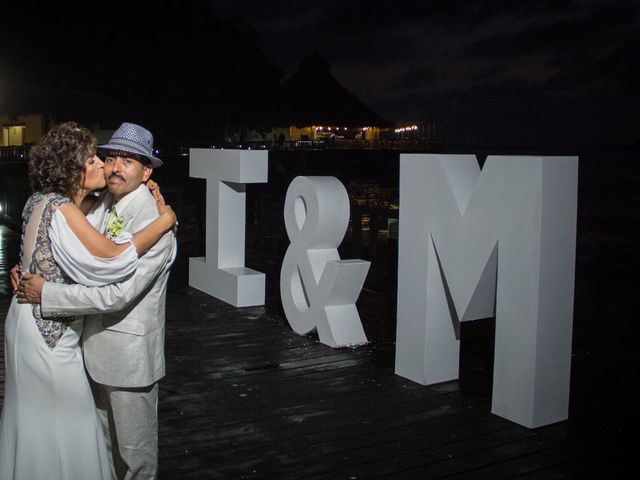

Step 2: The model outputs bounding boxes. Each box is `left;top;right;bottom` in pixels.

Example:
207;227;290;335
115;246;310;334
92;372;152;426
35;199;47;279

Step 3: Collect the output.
0;138;445;162
0;146;27;164
0;160;29;228
162;138;445;155
274;138;445;151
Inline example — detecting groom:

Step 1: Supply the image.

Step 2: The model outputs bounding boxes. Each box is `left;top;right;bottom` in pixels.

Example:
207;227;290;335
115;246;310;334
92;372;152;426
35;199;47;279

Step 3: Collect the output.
16;122;176;480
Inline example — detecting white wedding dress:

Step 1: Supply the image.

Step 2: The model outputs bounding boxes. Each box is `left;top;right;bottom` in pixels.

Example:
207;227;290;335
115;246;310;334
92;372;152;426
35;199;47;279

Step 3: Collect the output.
0;192;138;480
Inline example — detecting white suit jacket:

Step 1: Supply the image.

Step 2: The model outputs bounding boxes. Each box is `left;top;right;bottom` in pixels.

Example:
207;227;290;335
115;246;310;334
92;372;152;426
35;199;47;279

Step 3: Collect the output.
41;186;177;388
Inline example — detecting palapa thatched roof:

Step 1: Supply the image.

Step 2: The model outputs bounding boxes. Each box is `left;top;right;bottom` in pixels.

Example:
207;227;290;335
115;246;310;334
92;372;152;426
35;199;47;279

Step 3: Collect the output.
278;54;389;129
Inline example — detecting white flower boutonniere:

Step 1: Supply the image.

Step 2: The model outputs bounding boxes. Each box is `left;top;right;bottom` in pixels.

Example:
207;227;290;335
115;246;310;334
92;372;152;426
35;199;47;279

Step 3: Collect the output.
105;216;125;240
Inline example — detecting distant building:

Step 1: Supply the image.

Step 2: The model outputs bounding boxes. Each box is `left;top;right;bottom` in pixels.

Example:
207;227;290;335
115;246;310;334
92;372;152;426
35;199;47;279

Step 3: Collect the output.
244;54;390;145
0;114;44;147
0;82;125;149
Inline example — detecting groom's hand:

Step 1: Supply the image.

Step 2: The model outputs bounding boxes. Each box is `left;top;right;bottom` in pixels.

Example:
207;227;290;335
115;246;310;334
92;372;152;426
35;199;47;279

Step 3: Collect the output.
17;272;45;304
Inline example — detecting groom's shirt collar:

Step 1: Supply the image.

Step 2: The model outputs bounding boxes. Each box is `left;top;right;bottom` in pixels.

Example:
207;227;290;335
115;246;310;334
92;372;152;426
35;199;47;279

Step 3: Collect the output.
111;183;147;216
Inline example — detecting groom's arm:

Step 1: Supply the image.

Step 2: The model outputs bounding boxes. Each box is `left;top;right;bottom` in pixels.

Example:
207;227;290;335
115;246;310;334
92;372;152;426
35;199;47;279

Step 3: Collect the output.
39;231;175;316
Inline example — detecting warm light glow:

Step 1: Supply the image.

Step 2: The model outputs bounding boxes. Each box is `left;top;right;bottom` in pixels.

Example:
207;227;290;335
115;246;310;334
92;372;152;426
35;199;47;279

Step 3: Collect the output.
395;125;419;133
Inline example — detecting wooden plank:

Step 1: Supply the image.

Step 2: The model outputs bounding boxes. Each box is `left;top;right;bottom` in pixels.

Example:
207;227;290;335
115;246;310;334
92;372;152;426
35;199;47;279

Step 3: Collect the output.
442;442;578;480
0;218;632;480
303;427;539;479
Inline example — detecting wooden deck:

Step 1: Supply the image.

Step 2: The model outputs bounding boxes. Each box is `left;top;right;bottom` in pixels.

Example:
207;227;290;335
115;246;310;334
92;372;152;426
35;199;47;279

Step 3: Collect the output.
0;222;636;478
158;290;571;479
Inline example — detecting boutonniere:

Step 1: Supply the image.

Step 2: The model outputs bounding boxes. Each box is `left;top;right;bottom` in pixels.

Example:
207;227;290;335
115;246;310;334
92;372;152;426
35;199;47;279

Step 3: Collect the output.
105;216;125;240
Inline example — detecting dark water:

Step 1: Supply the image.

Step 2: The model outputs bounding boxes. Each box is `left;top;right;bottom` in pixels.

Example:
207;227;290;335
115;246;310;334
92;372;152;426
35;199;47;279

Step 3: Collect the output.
0;225;20;297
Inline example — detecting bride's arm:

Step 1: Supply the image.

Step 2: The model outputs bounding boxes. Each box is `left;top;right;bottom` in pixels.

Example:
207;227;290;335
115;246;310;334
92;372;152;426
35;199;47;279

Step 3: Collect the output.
58;203;176;258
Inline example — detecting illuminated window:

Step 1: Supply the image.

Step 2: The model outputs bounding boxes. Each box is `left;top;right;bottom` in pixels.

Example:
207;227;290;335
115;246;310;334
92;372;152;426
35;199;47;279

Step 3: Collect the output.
2;125;26;146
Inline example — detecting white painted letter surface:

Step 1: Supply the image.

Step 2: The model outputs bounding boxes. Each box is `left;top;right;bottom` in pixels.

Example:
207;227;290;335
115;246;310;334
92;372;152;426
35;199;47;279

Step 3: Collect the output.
396;154;578;428
189;148;268;307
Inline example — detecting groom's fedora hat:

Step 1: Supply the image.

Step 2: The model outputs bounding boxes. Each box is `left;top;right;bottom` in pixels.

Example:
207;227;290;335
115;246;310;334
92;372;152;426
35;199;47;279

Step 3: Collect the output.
98;122;163;167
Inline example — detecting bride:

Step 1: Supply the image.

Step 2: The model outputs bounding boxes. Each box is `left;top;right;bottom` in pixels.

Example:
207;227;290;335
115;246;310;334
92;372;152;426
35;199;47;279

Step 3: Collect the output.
0;122;176;479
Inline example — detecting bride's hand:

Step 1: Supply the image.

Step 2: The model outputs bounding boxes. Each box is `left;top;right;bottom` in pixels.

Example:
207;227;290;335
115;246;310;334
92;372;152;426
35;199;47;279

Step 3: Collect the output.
149;180;169;213
10;264;20;293
148;179;161;200
149;180;177;231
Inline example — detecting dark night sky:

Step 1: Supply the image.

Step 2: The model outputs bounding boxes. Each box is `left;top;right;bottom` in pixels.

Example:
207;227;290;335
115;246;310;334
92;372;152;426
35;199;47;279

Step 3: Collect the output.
210;0;640;147
1;0;638;147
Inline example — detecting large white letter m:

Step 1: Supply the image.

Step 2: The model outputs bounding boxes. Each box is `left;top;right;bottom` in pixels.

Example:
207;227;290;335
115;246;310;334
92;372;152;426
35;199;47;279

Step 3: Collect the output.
396;154;578;428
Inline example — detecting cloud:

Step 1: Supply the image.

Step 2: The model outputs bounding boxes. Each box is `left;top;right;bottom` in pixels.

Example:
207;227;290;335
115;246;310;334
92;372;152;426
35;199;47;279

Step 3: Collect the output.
392;67;438;89
316;1;461;34
544;37;640;94
5;0;636;146
469;1;639;59
316;0;583;34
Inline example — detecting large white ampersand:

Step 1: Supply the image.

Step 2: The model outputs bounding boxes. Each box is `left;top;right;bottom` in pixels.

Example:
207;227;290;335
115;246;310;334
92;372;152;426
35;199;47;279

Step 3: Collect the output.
280;176;370;348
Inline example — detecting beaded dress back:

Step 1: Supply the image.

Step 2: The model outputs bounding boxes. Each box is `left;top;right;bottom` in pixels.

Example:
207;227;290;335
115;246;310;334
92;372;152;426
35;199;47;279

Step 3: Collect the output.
19;192;74;349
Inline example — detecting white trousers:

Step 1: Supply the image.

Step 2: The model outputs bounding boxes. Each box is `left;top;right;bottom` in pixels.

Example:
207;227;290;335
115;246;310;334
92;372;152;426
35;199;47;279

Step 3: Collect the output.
92;380;159;480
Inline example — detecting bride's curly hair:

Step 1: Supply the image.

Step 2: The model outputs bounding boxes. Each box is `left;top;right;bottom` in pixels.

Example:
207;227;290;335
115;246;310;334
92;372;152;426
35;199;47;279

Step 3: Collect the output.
28;122;97;200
